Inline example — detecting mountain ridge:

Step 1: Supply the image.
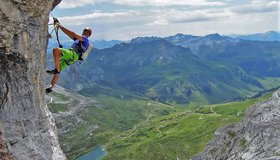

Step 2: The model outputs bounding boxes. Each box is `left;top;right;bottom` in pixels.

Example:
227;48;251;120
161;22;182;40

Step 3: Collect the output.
232;31;280;41
47;31;279;53
48;34;280;105
165;33;238;55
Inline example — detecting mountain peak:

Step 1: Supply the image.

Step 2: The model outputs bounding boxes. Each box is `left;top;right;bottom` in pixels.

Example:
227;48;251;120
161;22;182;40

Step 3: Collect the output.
164;33;201;46
173;33;195;38
265;30;277;34
165;33;237;55
205;33;223;39
201;33;235;42
130;36;162;44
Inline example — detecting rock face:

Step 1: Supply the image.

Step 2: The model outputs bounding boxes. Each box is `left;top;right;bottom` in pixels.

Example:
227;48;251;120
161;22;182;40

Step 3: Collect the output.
0;0;66;160
193;89;280;160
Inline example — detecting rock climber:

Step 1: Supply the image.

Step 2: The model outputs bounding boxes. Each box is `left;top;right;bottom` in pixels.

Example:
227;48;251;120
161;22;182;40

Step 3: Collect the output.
45;18;92;94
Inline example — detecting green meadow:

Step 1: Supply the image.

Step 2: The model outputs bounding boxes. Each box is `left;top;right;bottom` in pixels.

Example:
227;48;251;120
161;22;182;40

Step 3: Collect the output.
103;92;272;160
47;87;273;160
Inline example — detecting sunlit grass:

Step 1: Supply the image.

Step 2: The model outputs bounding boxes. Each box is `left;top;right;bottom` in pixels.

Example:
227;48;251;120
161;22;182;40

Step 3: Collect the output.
103;92;272;160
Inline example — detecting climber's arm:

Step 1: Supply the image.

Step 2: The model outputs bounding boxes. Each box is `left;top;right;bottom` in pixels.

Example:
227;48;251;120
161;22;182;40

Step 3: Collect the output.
56;23;84;41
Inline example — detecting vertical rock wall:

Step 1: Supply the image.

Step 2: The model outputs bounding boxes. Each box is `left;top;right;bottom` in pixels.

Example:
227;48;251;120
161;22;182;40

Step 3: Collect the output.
0;0;65;159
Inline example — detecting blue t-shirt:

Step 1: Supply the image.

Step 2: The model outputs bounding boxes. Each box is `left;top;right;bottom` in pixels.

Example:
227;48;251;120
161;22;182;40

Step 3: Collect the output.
71;35;89;54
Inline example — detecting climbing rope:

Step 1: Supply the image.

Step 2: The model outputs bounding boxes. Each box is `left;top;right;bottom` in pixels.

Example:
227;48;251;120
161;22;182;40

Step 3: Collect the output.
49;12;63;48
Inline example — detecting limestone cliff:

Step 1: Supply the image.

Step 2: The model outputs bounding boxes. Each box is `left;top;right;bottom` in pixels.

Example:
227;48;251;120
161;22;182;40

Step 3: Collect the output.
193;89;280;160
0;0;66;159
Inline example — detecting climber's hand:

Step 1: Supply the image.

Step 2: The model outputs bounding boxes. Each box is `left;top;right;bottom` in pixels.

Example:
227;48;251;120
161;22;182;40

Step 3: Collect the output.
53;17;59;24
55;22;61;29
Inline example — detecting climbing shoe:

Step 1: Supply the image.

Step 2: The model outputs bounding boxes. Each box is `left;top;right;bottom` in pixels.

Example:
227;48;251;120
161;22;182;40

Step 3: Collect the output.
46;68;60;75
45;86;53;94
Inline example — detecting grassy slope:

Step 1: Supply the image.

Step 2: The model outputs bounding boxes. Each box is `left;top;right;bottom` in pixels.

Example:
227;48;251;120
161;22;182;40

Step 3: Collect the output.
47;88;175;160
103;92;272;160
47;85;275;160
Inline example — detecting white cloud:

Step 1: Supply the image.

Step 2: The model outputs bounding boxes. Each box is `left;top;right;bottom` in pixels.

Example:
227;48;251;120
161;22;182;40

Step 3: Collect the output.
53;0;278;40
112;0;225;6
58;0;226;9
58;0;105;9
147;19;169;26
148;8;233;24
64;9;229;27
231;0;279;14
58;11;131;24
168;10;217;23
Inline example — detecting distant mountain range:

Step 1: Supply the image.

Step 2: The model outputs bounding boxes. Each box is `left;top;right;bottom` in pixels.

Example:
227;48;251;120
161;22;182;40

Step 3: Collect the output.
47;31;279;53
92;40;123;49
164;33;280;76
164;33;238;55
231;31;280;41
46;31;280;105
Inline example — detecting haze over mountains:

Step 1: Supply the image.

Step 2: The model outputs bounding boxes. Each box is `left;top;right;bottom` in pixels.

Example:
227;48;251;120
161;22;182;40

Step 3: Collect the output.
232;31;280;41
47;31;280;105
48;31;279;50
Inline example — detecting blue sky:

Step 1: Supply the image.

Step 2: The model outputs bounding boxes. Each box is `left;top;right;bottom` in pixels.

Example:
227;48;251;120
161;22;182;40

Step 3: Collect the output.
51;0;279;40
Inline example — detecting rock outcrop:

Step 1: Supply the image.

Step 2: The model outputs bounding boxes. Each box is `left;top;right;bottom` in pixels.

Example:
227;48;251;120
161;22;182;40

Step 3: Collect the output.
193;89;280;160
0;0;65;159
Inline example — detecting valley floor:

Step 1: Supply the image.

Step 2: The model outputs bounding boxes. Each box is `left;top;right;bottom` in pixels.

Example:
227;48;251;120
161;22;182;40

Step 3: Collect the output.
46;86;273;160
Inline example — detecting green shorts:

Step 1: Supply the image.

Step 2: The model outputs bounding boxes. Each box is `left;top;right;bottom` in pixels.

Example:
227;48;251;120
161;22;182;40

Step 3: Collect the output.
60;48;79;71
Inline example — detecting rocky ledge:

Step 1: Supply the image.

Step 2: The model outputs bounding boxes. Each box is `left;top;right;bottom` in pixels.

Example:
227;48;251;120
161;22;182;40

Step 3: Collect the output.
193;89;280;160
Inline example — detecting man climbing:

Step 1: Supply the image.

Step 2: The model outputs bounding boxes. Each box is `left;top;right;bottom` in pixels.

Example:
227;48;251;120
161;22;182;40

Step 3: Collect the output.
45;19;92;94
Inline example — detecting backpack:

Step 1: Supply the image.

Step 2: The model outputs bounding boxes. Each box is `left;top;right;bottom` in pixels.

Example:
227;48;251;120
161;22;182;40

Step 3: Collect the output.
79;43;93;61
